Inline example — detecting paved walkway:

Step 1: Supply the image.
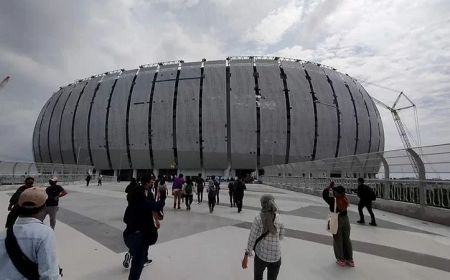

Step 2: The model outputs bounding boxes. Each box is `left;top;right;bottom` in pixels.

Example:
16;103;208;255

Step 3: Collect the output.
1;182;450;279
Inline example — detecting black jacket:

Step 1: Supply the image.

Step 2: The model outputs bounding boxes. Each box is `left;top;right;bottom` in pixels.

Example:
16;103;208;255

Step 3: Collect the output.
357;184;371;202
123;189;163;245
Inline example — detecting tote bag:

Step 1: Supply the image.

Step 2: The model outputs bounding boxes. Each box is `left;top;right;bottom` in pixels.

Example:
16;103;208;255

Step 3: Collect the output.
327;198;339;235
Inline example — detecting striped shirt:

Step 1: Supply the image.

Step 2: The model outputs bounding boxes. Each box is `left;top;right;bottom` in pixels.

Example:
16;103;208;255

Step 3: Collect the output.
246;214;284;263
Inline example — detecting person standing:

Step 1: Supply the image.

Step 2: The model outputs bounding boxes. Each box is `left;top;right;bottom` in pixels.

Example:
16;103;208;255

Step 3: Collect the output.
97;174;103;186
195;173;204;204
356;178;377;226
5;176;35;228
172;174;184;209
45;177;67;230
184;178;194;210
242;194;284;280
228;178;235;207
207;178;216;213
234;177;247;213
322;184;354;267
123;183;164;280
0;187;60;279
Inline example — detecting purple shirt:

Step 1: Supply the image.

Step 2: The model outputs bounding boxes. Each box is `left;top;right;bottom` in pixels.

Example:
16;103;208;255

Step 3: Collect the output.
172;177;184;190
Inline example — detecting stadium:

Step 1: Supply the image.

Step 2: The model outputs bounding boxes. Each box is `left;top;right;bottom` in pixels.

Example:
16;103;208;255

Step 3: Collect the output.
32;57;384;179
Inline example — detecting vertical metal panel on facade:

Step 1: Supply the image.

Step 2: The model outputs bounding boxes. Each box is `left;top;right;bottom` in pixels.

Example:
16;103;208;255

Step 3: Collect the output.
59;81;87;164
202;60;228;169
280;61;315;163
338;73;370;154
39;89;64;163
33;98;52;162
229;59;257;169
176;62;201;169
73;77;102;165
256;59;287;166
151;64;178;169
323;68;357;157
303;63;338;160
90;72;119;170
48;85;73;163
128;66;157;170
354;81;381;152
108;69;137;170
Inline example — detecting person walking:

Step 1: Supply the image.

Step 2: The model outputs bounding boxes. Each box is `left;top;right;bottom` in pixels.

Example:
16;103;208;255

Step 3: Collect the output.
45;177;67;230
195;173;204;204
228;178;236;207
0;187;61;279
207;178;216;213
97;174;103;186
184;178;194;210
242;194;284;280
122;182;164;280
86;173;92;187
214;177;221;205
172;174;184;209
5;176;35;228
234;177;247;213
356;178;377;226
322;184;354;267
156;178;168;202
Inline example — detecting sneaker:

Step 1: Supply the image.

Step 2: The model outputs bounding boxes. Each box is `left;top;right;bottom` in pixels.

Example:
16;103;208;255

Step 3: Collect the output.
346;260;355;267
369;222;377;226
123;252;131;268
336;260;346;267
356;220;365;224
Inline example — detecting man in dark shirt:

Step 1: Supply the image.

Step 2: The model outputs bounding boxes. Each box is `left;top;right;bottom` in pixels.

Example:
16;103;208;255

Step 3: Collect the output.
123;183;164;280
356;178;377;226
5;177;35;228
45;177;67;230
228;178;236;207
234;177;247;213
195;173;204;204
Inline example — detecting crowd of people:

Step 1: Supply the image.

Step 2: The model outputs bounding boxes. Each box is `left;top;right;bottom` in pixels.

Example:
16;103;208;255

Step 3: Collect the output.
0;174;378;280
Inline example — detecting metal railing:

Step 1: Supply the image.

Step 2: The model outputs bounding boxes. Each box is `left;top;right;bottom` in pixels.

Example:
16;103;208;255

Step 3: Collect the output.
0;161;110;185
261;143;450;209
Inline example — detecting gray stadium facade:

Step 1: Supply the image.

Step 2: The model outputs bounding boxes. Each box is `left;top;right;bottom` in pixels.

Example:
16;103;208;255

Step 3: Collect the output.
32;57;384;178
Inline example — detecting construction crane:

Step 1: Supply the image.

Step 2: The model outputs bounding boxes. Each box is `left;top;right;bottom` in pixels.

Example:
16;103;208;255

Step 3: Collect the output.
0;76;10;90
371;92;420;175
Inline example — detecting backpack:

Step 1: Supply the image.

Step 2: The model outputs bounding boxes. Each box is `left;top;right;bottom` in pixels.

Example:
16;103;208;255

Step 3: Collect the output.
185;183;193;195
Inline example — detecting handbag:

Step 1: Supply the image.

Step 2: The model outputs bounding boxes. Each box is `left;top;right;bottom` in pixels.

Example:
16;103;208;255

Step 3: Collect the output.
327;198;339;235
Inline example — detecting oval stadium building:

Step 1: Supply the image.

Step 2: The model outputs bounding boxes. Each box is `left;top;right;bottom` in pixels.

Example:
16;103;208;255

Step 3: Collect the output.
32;57;384;178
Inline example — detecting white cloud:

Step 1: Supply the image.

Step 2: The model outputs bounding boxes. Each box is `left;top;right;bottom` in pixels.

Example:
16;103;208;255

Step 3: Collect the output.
245;0;303;45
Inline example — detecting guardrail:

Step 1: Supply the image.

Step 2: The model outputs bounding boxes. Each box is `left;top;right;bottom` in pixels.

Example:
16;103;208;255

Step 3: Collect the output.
261;176;450;209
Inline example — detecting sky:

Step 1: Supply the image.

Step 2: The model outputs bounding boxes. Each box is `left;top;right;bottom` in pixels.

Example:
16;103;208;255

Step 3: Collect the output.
0;0;449;162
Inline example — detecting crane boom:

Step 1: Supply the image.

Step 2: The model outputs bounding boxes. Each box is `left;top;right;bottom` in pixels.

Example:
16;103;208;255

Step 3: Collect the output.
372;92;419;176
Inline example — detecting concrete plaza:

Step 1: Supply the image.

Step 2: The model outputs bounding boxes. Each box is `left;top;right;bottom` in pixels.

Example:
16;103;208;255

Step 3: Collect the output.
1;182;449;280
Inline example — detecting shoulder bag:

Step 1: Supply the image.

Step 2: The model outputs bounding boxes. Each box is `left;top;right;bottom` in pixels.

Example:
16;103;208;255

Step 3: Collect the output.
326;198;339;235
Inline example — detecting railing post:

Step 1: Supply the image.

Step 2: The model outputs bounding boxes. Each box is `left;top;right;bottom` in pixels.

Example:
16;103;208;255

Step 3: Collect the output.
406;148;426;205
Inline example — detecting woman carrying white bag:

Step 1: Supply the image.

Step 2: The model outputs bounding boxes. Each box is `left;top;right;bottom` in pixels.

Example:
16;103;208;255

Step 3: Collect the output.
322;183;354;267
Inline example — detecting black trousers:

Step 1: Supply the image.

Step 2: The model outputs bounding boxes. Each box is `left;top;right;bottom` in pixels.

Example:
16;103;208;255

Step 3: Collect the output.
197;188;203;203
254;255;281;280
235;195;243;212
124;232;147;280
358;201;376;223
185;194;193;209
229;191;234;207
208;194;216;212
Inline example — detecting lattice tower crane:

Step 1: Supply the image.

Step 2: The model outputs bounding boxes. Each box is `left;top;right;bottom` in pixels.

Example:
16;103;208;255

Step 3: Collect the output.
371;92;420;175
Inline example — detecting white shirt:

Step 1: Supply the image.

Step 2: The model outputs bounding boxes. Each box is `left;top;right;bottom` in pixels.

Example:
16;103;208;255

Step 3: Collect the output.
0;217;60;280
246;214;284;263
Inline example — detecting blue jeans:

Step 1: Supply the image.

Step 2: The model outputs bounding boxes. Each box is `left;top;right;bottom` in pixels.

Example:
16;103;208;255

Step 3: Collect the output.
124;232;147;280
